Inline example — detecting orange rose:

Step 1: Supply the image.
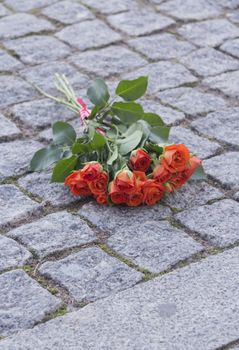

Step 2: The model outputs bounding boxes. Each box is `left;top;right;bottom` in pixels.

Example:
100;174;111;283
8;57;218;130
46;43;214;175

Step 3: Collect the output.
127;191;144;207
153;164;171;184
133;171;147;188
89;171;109;195
185;156;201;178
64;171;91;196
96;193;108;205
130;149;151;172
162;144;190;173
109;181;128;204
142;180;164;205
80;162;102;182
114;170;136;194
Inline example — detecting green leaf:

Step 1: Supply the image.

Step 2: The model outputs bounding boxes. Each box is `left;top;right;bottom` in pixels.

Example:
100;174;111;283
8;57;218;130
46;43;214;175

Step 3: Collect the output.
112;102;144;124
87;79;110;107
149;126;170;143
51;155;78;183
145;142;164;155
143;112;165;127
53;121;76;146
118;130;143;155
90;132;106;150
107;146;118;165
190;165;207;180
30;146;62;171
116;76;148;101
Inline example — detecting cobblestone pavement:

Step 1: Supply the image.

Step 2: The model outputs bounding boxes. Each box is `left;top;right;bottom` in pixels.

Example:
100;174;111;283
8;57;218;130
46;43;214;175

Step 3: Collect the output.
0;0;239;349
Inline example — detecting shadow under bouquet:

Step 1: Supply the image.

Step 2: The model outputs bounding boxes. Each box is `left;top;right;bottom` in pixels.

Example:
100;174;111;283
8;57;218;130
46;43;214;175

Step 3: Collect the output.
30;75;205;206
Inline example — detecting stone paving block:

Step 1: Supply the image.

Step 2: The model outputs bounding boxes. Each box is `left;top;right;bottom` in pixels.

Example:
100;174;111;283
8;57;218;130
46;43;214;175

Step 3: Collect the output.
169;126;221;159
78;202;171;233
2;247;239;349
0;269;61;337
157;87;226;115
234;192;239;201
0;185;41;230
4;36;71;65
179;47;239;77
191;108;239;147
107;221;203;273
128;33;195;60
217;0;239;9
227;9;239;23
0;76;38;108
0;13;54;40
4;0;57;11
0;4;10;17
80;0;136;14
163;181;223;210
203;152;239;190
56;19;121;50
124;62;198;94
0;49;23;71
10;98;75;129
18;171;81;207
176;199;239;247
71;45;147;78
0;140;42;180
0;113;21;141
141;99;185;125
7;212;97;258
39;247;143;302
178;19;239;47
20;62;89;95
108;10;174;36
0;235;32;273
203;70;239;98
220;38;239;59
42;1;94;24
159;0;222;20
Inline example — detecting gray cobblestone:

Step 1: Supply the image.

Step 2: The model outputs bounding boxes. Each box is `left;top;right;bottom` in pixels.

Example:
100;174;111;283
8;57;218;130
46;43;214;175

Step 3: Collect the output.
39;247;143;302
7;212;97;258
227;10;239;23
4;0;57;12
176;199;239;247
220;38;239;59
0;13;54;40
203;70;239;98
80;0;136;14
0;269;61;337
0;113;21;141
0;50;23;71
0;4;10;17
56;19;121;50
204;152;239;190
0;185;41;230
217;0;239;9
157;87;227;115
107;221;203;273
0;235;32;273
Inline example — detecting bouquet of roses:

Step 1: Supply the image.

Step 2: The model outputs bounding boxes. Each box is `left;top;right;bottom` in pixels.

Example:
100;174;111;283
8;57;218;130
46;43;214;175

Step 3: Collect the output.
30;75;205;206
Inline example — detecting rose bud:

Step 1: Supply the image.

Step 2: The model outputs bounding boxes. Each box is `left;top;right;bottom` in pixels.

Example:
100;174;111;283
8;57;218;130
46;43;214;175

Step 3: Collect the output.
130;149;151;172
114;170;136;194
89;171;109;195
109;181;128;204
80;162;103;182
142;179;164;205
162;144;190;173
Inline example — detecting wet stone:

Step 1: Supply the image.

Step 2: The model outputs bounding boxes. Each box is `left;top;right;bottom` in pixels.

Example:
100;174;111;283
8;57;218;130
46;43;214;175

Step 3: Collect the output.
4;36;71;65
0;76;38;108
0;185;41;230
124;62;198;94
159;0;221;20
169;126;221;159
4;0;57;11
0;50;23;71
71;45;147;78
176;199;239;247
107;221;203;273
191;108;239;147
42;1;94;24
179;47;239;77
56;19;121;50
203;70;239;98
108;10;175;36
178;19;239;47
0;4;10;17
7;212;97;258
203;152;239;190
80;0;136;14
20;62;89;95
220;38;239;59
0;13;54;40
78;201;171;233
0;140;42;180
0;113;21;141
0;269;61;337
10;98;75;129
163;181;223;210
0;235;32;273
128;33;195;60
157;87;226;115
39;247;143;302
